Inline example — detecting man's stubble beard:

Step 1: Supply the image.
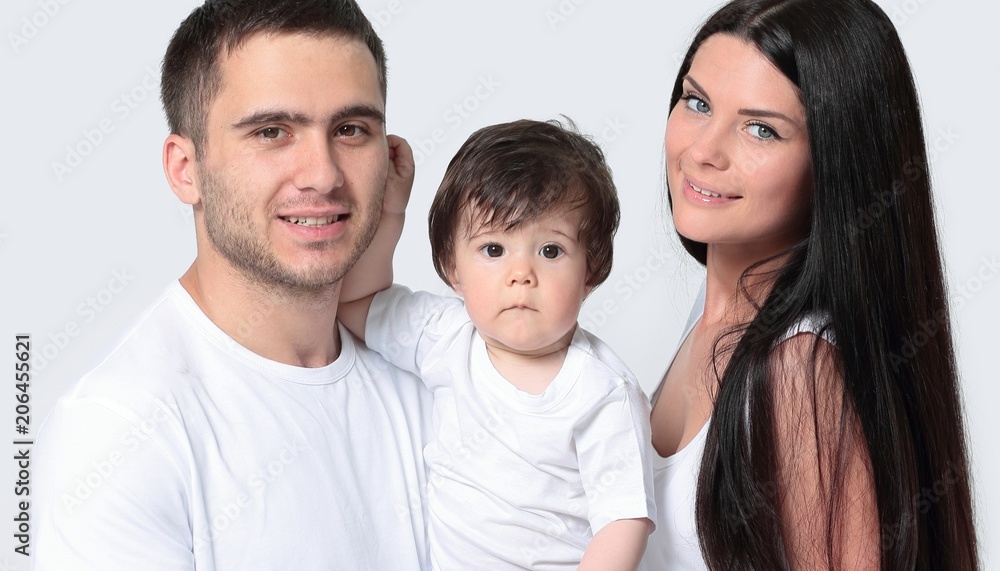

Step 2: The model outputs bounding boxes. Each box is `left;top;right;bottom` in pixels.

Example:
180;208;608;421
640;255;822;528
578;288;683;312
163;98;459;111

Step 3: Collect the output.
197;166;385;298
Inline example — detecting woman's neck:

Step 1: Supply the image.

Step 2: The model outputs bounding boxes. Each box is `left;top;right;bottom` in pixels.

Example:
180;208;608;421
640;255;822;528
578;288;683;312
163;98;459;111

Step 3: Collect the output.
702;243;789;327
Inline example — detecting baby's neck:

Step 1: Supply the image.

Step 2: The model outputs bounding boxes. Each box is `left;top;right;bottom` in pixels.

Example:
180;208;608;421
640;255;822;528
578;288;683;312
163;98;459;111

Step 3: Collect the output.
481;333;573;395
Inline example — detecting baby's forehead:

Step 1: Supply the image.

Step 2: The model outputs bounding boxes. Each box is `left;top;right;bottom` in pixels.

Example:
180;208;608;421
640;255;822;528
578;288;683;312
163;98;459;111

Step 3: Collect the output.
460;202;586;239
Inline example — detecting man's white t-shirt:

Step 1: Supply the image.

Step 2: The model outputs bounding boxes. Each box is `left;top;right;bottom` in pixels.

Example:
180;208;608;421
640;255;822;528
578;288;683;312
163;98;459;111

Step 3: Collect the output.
367;285;656;570
33;281;433;570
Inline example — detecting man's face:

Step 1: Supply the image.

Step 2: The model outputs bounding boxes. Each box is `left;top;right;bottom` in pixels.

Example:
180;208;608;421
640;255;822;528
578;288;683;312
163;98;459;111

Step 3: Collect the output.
195;32;388;293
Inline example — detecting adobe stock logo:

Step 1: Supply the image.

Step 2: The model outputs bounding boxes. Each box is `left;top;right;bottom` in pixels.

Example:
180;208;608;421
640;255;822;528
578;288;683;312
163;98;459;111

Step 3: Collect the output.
32;268;136;371
545;0;588;30
8;0;72;54
410;75;501;167
51;66;160;182
887;0;930;26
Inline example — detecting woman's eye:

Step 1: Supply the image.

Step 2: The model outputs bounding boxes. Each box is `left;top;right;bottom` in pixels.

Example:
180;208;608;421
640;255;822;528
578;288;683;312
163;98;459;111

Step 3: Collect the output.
748;123;778;140
540;245;563;259
258;127;287;140
482;244;504;258
683;95;710;114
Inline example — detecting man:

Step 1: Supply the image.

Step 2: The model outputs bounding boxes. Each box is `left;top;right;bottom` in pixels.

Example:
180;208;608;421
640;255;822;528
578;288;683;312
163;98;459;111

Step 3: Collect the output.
33;1;431;568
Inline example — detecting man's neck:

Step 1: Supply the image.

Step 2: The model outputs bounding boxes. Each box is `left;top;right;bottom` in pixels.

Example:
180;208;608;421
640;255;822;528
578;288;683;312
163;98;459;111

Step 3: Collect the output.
179;258;342;368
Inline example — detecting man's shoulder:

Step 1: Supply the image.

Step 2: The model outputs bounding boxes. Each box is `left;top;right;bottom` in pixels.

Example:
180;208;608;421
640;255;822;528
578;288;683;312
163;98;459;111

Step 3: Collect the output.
343;326;434;399
63;283;210;407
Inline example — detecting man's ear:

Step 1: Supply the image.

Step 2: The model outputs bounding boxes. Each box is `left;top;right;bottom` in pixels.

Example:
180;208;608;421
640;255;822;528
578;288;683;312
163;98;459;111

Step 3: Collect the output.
163;134;201;205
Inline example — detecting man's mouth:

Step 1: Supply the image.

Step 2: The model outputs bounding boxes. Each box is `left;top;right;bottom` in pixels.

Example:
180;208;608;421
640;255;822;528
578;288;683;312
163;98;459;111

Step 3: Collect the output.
280;215;344;227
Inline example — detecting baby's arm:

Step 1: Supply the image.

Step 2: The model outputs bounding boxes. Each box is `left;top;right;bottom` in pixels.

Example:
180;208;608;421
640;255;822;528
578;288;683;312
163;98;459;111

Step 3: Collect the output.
574;375;657;570
338;135;414;341
578;518;652;571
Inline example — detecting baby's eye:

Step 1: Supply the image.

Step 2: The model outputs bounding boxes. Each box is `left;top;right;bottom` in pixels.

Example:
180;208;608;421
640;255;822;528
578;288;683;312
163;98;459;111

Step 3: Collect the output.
539;244;563;259
481;244;504;258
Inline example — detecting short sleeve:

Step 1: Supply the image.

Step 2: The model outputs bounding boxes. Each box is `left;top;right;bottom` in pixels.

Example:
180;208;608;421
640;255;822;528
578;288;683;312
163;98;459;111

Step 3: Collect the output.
366;285;468;378
33;399;194;570
574;379;657;534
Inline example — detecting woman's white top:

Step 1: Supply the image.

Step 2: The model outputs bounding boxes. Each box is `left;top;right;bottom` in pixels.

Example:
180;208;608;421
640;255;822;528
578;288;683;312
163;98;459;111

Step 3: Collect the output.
639;282;833;570
638;283;709;570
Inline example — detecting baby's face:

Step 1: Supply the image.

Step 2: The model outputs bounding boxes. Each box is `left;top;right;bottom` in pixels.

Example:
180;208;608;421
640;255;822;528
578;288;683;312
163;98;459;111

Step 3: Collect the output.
449;206;591;357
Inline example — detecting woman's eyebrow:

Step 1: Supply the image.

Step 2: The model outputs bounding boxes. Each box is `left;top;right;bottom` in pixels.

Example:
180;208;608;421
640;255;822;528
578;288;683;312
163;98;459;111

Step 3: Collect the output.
683;75;710;101
686;74;801;126
737;107;801;126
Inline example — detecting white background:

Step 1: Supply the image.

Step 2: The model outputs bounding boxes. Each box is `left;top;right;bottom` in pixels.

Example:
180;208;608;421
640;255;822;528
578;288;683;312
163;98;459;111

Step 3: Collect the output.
3;0;997;567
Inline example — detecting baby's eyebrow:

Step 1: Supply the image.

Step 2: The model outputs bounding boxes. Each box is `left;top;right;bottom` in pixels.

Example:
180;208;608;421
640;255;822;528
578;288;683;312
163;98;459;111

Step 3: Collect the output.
462;219;581;242
465;225;494;241
546;227;581;241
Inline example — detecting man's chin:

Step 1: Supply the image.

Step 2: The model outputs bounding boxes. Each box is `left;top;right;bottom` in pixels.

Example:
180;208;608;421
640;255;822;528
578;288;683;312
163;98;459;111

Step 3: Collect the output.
220;254;348;296
265;265;351;294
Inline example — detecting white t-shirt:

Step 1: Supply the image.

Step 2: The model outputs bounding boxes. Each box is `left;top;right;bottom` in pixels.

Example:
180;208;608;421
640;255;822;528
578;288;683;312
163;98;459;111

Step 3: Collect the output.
33;281;434;571
367;285;655;570
639;282;834;570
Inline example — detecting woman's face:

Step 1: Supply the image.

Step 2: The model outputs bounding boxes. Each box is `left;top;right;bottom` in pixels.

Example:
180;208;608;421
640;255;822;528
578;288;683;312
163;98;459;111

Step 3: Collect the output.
665;34;812;260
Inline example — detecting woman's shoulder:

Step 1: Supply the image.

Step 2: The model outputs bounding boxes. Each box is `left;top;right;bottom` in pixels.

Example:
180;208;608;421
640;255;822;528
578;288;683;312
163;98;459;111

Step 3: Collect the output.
769;311;841;401
776;311;835;346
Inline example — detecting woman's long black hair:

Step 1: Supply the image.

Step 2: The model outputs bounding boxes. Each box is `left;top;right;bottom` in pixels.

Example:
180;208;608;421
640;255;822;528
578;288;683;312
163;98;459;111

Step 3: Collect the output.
668;0;978;568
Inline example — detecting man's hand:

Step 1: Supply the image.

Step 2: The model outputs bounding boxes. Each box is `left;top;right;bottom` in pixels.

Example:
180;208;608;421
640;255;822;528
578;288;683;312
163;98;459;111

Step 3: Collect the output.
385;134;414;217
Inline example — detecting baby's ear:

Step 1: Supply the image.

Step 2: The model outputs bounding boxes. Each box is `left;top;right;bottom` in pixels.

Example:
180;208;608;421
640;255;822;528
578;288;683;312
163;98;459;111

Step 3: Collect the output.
448;267;464;297
583;269;596;298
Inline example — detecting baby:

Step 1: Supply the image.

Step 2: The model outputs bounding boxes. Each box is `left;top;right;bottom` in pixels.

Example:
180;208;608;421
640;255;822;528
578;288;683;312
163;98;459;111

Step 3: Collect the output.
339;120;655;570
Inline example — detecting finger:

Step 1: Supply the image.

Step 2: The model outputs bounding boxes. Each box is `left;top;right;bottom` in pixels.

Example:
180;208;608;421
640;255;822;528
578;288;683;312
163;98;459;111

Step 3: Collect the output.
387;134;415;179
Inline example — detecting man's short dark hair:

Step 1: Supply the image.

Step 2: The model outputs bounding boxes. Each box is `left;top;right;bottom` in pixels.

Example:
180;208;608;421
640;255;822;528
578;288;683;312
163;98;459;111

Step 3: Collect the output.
428;119;621;289
161;0;386;158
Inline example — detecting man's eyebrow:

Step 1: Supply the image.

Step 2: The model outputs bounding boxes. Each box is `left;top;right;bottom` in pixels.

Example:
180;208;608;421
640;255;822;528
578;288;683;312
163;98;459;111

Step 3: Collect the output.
231;110;312;130
231;105;386;130
329;104;385;126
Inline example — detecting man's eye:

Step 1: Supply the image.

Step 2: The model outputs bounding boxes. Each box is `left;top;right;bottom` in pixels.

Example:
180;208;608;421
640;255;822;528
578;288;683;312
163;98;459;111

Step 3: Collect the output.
540;245;562;259
481;244;504;258
258;127;287;140
337;125;363;137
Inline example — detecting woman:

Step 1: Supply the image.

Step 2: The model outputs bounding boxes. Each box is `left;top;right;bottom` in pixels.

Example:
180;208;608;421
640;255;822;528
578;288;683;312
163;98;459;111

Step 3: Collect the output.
640;0;979;569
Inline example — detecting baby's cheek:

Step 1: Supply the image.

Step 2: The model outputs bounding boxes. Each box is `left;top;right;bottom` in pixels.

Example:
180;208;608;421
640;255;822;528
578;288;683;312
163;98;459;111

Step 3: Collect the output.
465;299;497;334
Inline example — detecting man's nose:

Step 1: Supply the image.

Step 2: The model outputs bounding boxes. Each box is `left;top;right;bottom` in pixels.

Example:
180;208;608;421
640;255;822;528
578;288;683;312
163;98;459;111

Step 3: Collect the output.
293;134;345;193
